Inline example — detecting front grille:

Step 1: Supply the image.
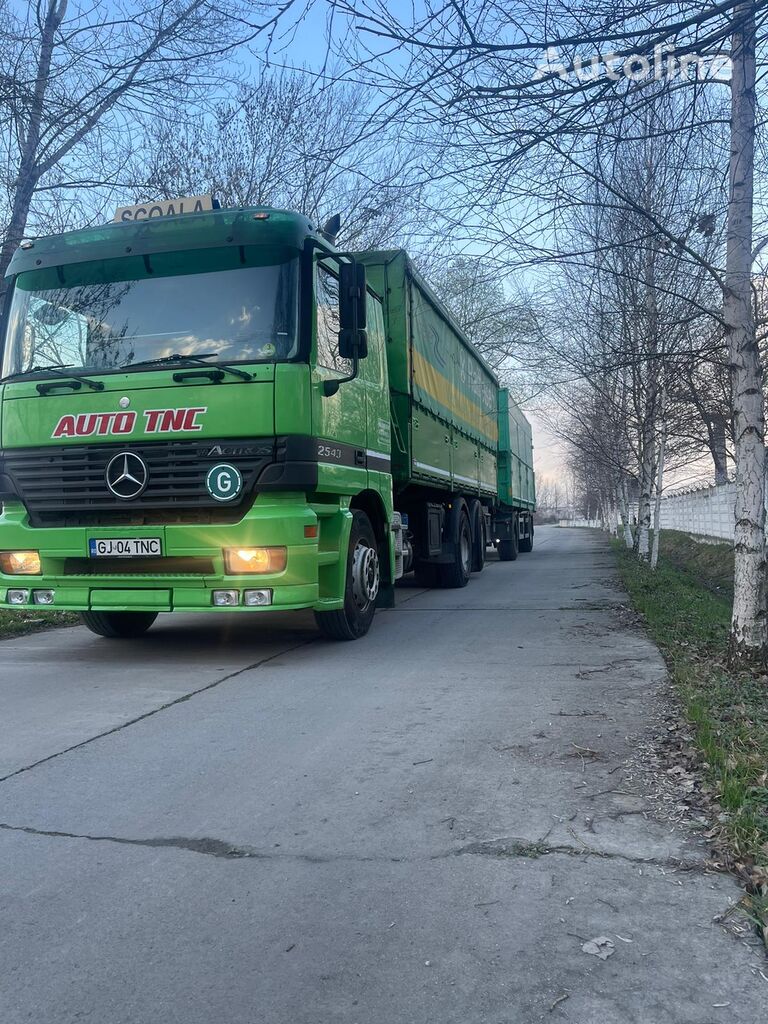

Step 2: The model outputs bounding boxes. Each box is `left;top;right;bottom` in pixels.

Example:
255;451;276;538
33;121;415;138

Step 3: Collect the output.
64;556;215;576
35;508;247;528
2;438;275;527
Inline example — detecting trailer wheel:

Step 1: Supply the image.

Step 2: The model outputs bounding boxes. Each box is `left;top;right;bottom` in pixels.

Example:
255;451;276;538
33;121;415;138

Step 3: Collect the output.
497;518;519;562
439;509;472;588
80;611;158;638
315;510;379;640
519;517;534;553
468;499;485;572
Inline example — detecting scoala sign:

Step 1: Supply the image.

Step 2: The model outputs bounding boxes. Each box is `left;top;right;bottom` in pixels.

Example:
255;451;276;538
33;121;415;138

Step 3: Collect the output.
51;407;208;439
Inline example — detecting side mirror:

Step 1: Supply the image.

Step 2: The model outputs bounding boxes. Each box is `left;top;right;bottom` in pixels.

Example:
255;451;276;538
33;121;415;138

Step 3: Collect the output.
338;261;368;360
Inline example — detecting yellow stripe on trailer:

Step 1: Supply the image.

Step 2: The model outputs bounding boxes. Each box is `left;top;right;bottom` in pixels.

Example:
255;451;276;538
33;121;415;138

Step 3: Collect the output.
411;348;498;444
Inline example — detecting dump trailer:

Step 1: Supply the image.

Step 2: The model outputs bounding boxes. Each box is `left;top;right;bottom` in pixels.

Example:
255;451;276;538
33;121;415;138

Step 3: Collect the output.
359;250;535;581
0;200;535;642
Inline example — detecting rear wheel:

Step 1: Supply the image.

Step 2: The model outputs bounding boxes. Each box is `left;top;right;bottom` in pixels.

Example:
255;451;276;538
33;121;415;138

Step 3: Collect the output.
315;510;380;640
80;610;158;638
439;510;472;588
497;519;519;562
519;518;534;553
469;499;486;572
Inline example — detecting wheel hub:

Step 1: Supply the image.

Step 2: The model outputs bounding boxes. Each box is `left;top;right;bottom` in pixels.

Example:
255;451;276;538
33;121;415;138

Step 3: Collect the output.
352;542;380;609
460;528;471;572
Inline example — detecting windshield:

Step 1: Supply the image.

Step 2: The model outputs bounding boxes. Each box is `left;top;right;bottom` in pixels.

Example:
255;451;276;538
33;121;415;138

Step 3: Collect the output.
2;249;299;377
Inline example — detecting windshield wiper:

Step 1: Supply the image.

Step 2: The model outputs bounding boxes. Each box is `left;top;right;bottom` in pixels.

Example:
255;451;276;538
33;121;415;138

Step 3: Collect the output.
124;352;253;382
0;363;105;391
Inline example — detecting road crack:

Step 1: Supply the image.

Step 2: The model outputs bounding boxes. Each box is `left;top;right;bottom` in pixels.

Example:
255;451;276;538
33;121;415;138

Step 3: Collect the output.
0;638;316;785
445;836;715;872
0;821;406;864
0;822;716;874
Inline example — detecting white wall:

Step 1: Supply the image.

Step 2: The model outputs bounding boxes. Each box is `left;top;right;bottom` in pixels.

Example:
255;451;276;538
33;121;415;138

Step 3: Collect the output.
658;482;738;541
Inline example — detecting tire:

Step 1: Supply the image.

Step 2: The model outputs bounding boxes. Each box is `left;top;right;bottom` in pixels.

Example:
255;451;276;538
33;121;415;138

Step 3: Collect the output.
497;519;519;562
469;499;486;573
438;510;472;588
315;510;380;640
80;610;158;638
519;518;534;554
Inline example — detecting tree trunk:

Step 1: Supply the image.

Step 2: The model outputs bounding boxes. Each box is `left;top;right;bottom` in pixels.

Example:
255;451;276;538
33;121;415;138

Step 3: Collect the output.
636;176;659;563
636;419;655;560
0;177;38;307
725;1;767;661
609;493;619;537
619;481;633;548
650;396;667;571
599;491;609;531
710;413;729;485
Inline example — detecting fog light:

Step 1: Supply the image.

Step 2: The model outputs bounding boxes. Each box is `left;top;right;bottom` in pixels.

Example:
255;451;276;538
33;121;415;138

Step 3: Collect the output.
0;550;41;575
32;589;55;605
6;588;30;605
244;589;272;607
224;547;286;574
212;589;240;607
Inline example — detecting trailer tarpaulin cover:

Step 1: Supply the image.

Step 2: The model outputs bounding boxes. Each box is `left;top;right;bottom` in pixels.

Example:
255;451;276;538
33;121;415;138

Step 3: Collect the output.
408;278;498;446
497;389;536;509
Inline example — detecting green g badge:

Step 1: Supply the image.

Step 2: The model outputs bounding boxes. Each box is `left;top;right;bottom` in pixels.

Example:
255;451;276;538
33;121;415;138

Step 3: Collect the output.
206;464;243;502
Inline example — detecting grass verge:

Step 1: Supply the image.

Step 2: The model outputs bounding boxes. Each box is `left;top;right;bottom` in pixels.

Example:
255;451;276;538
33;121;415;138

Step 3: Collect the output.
0;608;79;640
614;531;768;945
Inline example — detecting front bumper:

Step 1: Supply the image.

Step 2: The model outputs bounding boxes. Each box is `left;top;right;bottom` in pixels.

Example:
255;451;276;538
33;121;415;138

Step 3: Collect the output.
0;495;346;614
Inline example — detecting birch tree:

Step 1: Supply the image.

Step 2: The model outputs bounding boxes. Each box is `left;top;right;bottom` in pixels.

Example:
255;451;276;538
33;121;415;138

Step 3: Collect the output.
723;2;766;656
327;0;768;662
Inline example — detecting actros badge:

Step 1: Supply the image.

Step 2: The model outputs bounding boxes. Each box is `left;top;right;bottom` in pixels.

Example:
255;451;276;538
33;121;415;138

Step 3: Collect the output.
206;463;243;502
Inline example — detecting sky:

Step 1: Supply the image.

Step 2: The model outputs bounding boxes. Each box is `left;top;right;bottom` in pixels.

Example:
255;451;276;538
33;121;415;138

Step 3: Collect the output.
527;413;564;480
252;2;568;483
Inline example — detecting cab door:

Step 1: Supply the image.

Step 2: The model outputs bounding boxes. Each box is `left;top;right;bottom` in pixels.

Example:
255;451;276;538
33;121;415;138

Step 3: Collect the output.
310;255;368;489
362;295;391;476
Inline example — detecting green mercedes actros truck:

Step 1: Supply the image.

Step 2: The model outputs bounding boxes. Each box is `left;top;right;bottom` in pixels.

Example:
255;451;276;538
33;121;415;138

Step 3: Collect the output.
0;200;535;641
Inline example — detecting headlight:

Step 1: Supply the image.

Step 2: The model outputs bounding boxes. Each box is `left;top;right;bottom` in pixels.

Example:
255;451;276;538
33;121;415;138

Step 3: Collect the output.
224;547;286;574
0;550;41;575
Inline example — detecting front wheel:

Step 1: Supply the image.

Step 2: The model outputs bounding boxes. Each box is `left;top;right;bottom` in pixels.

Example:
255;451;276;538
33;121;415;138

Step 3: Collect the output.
80;610;158;638
315;510;380;640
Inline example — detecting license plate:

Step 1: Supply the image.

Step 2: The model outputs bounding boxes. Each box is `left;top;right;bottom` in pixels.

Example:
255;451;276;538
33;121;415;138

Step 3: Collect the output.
89;537;162;558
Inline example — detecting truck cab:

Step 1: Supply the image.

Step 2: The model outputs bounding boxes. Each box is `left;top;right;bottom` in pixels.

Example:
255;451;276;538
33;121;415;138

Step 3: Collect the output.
0;204;397;640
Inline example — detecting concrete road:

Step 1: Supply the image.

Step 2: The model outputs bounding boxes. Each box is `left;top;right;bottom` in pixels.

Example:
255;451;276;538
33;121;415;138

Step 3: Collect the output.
0;526;765;1023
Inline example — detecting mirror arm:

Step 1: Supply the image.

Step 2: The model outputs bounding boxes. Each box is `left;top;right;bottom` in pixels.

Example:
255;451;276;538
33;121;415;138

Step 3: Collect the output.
322;356;359;397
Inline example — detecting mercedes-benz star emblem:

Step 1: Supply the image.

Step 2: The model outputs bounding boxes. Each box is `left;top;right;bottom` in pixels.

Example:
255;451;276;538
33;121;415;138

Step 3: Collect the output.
105;451;148;499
